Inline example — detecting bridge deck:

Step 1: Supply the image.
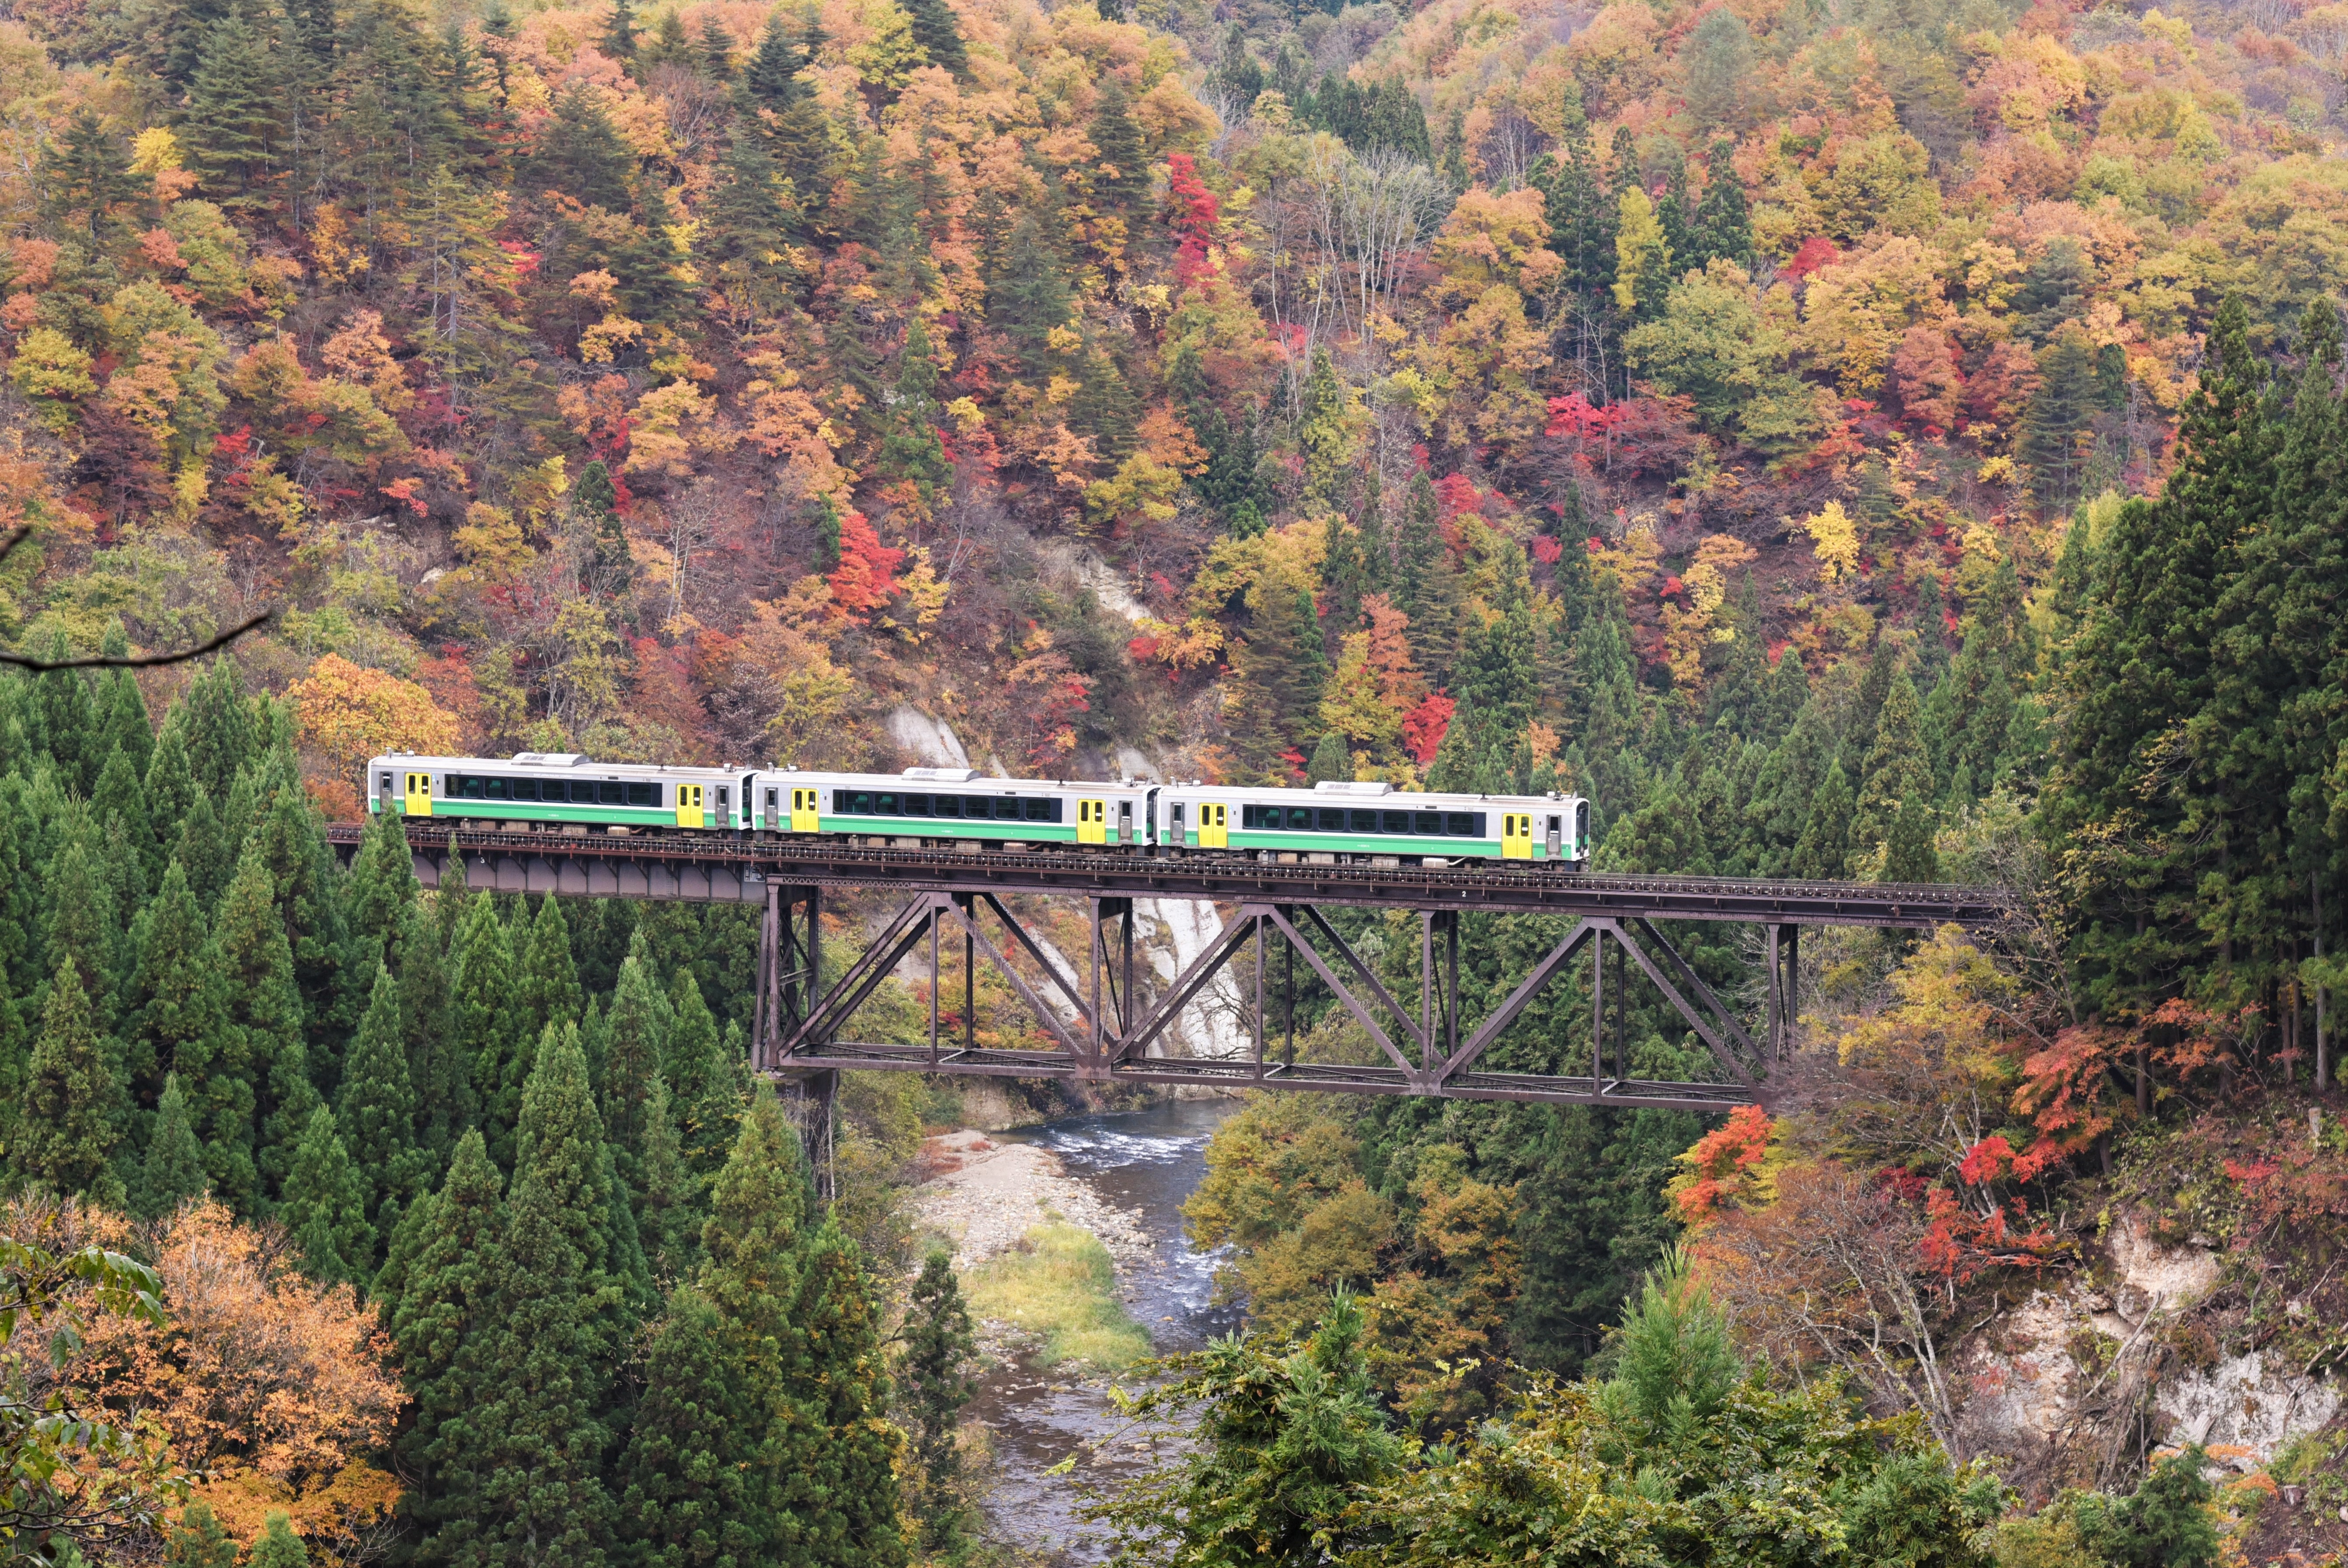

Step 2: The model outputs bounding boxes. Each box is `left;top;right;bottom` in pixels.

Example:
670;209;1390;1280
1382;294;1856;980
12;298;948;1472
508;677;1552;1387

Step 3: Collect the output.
329;822;2007;927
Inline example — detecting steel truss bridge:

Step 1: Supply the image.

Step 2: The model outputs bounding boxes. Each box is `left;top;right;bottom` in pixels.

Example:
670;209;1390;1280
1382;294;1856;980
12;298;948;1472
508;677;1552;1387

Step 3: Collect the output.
330;822;2008;1116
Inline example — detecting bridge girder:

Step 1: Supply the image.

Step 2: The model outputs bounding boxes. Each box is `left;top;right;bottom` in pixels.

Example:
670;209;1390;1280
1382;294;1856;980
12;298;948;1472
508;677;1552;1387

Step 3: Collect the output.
329;823;2003;1112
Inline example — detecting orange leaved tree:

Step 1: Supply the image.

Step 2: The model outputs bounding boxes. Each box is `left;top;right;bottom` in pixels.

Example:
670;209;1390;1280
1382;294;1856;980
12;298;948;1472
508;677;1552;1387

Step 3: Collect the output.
287;653;463;781
67;1200;403;1561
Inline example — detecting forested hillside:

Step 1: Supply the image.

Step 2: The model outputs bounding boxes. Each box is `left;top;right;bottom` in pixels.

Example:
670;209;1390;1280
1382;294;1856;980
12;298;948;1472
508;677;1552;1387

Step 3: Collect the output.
3;0;2348;1557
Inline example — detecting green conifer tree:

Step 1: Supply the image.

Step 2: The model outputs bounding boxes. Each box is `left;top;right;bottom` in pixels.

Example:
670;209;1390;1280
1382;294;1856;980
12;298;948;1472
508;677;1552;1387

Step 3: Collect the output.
394;901;465;1157
214;842;317;1208
706;132;797;327
1791;760;1855;879
463;1022;628;1564
246;1512;307;1568
618;1284;763;1566
387;1129;504;1555
1090;78;1149;214
515;894;585;1058
900;1248;978;1552
164;1501;238;1568
181;659;256;798
38;107;141;242
634;1073;696;1279
1882;794;1942;884
92;746;160;890
602;938;670;1170
127;858;228;1114
599;0;638;60
45;839;118;1016
281;1106;374;1284
138;1072;210;1219
1305;733;1352;786
183;14;290;213
664;972;738;1181
784;1212;905;1565
338;964;422;1242
168;792;235;913
1393;473;1464;683
33;654;97;797
247;780;353;1084
143;720;198;849
1298;348;1355;515
20;958;126;1202
343;805;418;962
449;892;521;1167
2023;326;2098;512
96;659;151;767
901;0;967;77
1853;672;1932;858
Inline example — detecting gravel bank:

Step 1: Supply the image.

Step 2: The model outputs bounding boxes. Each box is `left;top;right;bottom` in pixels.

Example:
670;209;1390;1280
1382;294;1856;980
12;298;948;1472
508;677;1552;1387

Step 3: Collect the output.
910;1130;1157;1272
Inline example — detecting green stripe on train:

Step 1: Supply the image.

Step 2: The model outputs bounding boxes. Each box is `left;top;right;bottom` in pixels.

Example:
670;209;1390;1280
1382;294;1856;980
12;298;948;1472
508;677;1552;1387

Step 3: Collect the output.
1225;833;1510;855
820;815;1081;841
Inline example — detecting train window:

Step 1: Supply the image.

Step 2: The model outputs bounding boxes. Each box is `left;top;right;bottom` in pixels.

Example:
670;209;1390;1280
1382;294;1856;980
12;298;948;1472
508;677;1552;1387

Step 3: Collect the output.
515;779;541;802
1000;795;1022;819
1351;810;1378;832
1447;812;1478;836
1318;808;1346;831
1383;810;1411;834
456;776;482;798
963;795;993;818
716;787;728;809
1241;805;1272;830
850;792;872;813
1286;807;1312;830
1415;812;1442;834
627;783;658;807
596;781;621;805
934;795;960;818
876;794;897;814
902;794;929;815
1024;798;1051;822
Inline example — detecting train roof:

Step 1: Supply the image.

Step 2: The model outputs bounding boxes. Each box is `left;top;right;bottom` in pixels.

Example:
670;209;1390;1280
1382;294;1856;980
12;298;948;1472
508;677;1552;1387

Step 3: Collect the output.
763;767;1153;793
369;753;753;776
1159;780;1585;805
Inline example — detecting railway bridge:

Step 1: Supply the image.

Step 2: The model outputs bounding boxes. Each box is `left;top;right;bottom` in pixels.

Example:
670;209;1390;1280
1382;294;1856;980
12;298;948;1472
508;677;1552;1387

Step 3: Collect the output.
328;822;2010;1122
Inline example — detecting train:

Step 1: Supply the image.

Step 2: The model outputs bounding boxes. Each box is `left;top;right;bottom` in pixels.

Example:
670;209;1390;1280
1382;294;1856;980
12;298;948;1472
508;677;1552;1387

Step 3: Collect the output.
366;753;1593;868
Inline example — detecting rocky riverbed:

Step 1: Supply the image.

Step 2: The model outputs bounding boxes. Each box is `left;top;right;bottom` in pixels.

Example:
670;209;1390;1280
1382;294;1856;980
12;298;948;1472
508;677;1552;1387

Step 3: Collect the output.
905;1102;1241;1565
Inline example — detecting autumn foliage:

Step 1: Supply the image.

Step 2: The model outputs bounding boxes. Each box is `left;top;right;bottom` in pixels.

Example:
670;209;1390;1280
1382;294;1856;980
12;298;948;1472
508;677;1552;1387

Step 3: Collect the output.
11;1199;402;1561
286;654;462;775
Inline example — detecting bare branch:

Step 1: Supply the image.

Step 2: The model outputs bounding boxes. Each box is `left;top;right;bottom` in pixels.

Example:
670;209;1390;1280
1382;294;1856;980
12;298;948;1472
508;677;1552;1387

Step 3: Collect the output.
0;526;272;670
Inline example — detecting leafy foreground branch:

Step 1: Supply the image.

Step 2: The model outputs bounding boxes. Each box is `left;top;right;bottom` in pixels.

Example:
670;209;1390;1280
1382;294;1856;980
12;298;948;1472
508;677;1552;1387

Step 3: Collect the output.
0;1224;185;1564
1082;1257;2229;1568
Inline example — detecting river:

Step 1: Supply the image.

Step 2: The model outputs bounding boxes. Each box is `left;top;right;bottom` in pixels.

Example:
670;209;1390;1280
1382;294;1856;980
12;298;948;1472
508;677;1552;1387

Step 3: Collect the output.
963;1096;1242;1564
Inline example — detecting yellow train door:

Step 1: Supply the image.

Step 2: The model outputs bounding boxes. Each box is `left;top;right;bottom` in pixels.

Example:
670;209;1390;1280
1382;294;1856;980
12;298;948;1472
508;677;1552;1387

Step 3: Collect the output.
404;771;433;816
677;783;705;828
1077;798;1107;845
1199;802;1228;848
1501;812;1533;859
790;786;820;832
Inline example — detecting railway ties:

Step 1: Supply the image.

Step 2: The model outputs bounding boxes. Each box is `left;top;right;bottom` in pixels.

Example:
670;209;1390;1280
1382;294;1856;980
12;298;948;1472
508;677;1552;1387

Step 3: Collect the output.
329;822;2012;1112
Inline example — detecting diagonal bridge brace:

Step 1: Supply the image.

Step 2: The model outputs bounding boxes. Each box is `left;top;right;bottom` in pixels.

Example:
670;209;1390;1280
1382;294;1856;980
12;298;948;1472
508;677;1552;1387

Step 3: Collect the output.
784;892;1102;1067
776;892;1773;1106
1432;916;1759;1092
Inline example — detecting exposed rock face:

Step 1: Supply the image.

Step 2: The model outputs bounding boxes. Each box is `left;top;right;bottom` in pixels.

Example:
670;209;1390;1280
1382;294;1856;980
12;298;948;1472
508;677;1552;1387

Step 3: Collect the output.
1951;1213;2341;1502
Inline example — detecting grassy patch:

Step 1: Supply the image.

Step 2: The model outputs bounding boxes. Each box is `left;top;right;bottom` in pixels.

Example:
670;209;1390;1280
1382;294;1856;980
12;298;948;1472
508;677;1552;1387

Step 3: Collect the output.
966;1222;1151;1372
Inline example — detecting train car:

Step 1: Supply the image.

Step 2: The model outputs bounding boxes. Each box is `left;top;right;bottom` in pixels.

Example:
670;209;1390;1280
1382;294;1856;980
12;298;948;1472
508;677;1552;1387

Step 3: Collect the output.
752;766;1159;850
366;752;755;832
1152;778;1590;868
